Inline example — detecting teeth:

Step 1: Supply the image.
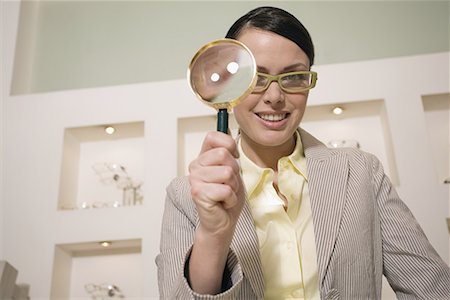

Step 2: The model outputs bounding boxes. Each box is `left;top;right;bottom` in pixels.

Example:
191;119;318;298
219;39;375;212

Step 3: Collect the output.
258;113;287;122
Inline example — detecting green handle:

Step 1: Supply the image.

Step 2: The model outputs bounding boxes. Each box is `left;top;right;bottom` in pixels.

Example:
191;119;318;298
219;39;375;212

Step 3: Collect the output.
217;109;228;133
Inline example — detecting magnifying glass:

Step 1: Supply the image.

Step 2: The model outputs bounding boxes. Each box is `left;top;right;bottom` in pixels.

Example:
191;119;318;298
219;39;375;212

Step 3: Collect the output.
187;39;257;133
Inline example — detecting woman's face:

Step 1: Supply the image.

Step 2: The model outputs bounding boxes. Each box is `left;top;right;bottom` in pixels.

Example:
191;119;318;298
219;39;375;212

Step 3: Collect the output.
233;28;310;151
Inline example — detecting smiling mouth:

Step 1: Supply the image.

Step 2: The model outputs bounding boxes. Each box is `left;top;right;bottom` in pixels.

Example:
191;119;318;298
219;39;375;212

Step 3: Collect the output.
256;113;289;122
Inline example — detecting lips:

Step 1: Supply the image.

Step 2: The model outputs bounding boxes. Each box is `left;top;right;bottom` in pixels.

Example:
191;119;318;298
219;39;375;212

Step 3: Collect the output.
256;113;289;122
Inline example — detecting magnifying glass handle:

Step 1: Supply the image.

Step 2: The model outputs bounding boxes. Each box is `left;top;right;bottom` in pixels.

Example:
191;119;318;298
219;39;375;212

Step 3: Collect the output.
217;108;228;133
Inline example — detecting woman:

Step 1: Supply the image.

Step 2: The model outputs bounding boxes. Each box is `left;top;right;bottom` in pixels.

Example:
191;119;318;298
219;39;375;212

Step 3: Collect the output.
156;6;450;299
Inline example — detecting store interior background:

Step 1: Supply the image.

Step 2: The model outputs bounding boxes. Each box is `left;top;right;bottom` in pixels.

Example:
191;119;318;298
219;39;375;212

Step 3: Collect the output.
1;1;449;299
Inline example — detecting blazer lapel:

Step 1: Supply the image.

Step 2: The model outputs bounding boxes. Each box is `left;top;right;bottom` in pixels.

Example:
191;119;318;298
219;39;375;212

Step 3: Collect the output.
231;200;265;298
229;134;264;297
300;129;349;286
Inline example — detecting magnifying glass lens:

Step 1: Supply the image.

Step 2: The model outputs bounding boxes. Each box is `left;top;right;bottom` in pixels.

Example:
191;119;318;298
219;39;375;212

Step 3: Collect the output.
189;40;256;107
188;39;256;133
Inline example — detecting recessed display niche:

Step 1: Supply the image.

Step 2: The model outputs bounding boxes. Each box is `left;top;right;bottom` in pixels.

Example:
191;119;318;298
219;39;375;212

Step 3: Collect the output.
301;99;399;185
422;93;449;185
50;239;142;299
58;122;145;210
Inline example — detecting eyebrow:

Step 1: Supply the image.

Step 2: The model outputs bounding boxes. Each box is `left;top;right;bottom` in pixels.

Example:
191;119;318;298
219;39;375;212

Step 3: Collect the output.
257;62;310;73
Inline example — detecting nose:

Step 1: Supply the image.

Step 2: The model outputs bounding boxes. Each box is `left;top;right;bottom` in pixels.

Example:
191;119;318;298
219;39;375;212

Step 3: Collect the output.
263;81;284;104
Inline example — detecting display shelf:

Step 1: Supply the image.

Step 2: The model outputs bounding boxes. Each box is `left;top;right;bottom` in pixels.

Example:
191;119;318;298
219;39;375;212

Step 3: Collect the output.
300;99;399;185
422;93;450;185
58;122;145;211
50;239;142;299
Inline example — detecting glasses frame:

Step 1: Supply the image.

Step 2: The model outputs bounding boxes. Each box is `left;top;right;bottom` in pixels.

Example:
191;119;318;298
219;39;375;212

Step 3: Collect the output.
254;71;318;93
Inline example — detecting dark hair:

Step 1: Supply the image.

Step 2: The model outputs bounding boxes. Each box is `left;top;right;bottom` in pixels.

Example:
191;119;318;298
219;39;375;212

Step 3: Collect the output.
225;6;315;66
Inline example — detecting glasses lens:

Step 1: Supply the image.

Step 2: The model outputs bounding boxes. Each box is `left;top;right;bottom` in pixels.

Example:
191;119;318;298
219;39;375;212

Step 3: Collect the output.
254;74;268;92
280;72;312;91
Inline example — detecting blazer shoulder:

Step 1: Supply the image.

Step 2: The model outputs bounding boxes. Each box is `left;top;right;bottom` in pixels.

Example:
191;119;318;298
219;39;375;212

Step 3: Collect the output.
342;149;393;195
335;147;380;166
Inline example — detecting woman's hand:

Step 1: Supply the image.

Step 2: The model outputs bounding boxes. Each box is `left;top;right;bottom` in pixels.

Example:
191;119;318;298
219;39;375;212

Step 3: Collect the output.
187;131;245;295
188;131;244;238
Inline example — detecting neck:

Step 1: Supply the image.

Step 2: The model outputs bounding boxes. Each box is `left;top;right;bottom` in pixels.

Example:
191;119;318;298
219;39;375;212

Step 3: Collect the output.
240;133;296;171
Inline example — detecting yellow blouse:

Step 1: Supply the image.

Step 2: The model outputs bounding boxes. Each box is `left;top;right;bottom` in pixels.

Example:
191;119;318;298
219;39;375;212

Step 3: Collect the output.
238;131;320;299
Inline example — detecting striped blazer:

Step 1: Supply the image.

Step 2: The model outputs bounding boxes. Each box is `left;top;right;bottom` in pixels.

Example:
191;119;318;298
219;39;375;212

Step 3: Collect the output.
156;129;450;299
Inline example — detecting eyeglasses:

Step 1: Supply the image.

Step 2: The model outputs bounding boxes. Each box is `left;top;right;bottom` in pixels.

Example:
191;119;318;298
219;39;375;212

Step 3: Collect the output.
253;71;318;93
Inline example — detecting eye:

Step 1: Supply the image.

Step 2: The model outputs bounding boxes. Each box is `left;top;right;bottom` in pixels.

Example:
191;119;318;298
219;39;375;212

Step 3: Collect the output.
256;74;268;86
282;73;310;87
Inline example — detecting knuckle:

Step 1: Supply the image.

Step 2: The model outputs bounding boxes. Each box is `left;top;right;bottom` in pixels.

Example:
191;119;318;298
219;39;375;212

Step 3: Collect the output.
188;161;195;172
189;183;201;198
223;193;238;209
222;184;234;198
216;147;229;159
204;131;217;144
225;139;237;152
222;166;235;180
205;131;216;139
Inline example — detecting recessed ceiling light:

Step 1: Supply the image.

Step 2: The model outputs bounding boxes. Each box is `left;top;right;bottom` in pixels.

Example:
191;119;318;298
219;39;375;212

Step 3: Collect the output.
105;126;115;135
332;106;344;115
100;241;112;247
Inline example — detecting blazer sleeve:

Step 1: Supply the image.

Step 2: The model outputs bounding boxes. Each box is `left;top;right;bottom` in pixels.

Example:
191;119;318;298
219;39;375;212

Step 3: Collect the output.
371;155;450;299
155;176;245;299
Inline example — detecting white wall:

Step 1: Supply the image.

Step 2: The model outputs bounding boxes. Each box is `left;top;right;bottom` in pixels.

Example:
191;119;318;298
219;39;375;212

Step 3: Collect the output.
0;0;5;261
10;1;450;94
1;0;22;261
2;52;449;299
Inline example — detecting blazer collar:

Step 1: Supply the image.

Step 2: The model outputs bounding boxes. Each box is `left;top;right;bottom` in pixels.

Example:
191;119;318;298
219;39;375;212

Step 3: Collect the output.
299;128;333;161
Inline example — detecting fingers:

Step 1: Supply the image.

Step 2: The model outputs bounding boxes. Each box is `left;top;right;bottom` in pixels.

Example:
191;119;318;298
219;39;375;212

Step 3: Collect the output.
190;181;239;211
189;143;241;196
188;131;243;216
189;131;240;182
189;166;241;221
191;147;239;172
191;164;240;192
199;131;239;158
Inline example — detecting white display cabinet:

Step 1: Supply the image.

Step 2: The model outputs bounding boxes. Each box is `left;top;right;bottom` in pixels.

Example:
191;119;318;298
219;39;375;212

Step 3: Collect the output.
58;122;145;210
50;239;142;299
421;93;450;185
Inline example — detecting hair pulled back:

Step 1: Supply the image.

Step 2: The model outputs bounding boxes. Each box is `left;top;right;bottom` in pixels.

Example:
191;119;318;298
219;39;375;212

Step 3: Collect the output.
225;6;315;66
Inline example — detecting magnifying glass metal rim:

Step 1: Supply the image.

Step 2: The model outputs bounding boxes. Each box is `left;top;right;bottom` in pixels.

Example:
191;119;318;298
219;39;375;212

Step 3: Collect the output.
187;38;257;111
